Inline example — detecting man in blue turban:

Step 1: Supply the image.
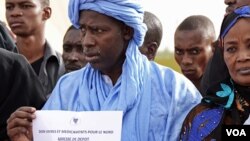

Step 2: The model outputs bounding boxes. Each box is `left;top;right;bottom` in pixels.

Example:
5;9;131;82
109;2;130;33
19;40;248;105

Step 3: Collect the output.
7;0;201;141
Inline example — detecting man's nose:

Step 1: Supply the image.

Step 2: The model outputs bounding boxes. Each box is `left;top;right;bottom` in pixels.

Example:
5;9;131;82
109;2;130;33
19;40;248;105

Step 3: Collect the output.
10;8;23;17
82;31;95;48
68;51;79;61
181;54;193;65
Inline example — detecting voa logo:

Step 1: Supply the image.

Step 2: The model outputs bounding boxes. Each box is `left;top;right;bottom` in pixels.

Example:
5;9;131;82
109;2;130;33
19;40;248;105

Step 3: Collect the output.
226;129;246;136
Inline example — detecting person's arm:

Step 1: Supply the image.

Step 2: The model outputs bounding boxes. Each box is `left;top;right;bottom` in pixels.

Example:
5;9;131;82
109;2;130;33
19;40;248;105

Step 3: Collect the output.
179;103;223;141
179;104;205;140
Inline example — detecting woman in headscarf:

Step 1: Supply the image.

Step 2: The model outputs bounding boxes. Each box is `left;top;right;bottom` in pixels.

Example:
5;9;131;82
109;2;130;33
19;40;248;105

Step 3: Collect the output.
179;5;250;141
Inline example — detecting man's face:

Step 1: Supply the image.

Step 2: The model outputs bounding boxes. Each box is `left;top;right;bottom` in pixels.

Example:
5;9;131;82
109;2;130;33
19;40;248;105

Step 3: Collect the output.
79;10;131;74
174;29;213;82
63;28;87;73
139;41;157;61
224;0;250;14
223;19;250;86
5;0;47;36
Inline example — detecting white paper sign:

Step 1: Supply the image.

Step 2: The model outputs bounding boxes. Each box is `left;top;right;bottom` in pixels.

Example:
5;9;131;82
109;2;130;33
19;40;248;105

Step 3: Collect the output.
33;110;123;141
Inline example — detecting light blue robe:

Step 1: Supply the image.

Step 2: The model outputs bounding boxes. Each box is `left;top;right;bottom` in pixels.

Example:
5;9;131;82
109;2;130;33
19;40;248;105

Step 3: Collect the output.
43;61;201;141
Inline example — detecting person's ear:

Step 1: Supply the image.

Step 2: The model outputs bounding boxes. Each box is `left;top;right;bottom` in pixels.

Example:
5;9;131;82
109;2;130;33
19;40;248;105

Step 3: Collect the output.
123;25;134;40
146;42;158;60
211;40;219;53
42;7;52;20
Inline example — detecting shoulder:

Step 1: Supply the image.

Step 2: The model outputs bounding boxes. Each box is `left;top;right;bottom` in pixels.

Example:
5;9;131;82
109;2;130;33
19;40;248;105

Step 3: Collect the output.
56;66;89;87
150;62;192;82
43;41;65;73
45;67;90;109
0;48;28;68
150;62;199;94
181;103;211;125
180;103;224;140
43;41;63;61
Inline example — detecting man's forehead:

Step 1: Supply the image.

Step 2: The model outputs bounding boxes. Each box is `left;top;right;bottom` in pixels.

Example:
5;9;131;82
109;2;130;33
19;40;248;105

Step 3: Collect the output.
64;30;81;40
79;10;121;26
80;10;118;21
6;0;37;3
6;0;42;5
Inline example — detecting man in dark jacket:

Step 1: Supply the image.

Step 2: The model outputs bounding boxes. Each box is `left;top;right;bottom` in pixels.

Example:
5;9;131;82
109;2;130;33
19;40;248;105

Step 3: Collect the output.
0;48;46;140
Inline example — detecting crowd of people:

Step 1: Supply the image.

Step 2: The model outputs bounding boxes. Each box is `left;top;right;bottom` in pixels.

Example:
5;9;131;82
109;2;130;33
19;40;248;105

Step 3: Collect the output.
1;0;250;141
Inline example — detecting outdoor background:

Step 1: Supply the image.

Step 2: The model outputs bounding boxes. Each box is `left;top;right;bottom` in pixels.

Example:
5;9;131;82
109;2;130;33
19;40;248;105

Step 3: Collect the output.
0;0;226;72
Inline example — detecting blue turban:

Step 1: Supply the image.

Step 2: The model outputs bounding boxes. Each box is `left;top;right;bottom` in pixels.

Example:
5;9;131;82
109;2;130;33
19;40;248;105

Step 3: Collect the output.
68;0;147;46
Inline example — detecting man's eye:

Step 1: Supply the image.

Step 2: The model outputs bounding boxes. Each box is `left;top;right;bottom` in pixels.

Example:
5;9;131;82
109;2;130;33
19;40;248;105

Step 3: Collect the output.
190;49;200;55
92;28;104;34
97;29;104;33
76;45;84;53
21;4;33;9
80;27;86;35
6;5;14;10
63;45;72;52
175;49;183;55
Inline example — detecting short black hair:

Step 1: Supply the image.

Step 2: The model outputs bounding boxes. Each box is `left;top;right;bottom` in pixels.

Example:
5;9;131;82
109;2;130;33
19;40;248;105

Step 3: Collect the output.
143;11;163;47
63;25;78;41
176;15;216;42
